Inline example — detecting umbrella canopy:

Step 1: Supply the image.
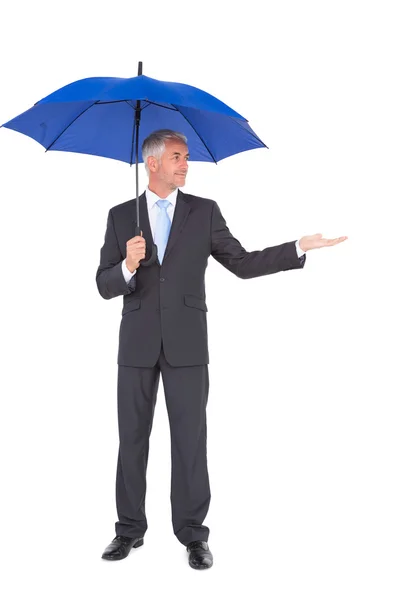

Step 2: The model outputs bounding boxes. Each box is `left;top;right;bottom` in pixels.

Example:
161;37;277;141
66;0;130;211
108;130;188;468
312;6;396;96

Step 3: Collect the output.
1;69;267;164
1;62;268;266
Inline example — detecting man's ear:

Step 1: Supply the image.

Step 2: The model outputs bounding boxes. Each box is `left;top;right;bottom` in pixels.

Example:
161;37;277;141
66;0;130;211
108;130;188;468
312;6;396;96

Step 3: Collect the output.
147;156;158;172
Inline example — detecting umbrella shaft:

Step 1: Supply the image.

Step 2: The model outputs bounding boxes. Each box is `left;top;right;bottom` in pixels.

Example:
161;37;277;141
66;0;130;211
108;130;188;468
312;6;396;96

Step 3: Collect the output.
135;105;140;227
136;60;142;228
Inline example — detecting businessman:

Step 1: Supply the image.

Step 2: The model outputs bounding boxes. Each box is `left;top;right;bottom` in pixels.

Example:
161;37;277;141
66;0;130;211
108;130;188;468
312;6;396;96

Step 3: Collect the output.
96;129;347;569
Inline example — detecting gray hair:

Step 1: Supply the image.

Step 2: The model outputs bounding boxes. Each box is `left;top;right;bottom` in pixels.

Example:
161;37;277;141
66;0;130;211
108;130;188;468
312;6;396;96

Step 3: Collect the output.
142;129;188;176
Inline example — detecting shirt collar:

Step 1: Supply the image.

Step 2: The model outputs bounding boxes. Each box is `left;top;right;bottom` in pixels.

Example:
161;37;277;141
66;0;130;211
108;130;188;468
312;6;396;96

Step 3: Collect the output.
145;186;178;210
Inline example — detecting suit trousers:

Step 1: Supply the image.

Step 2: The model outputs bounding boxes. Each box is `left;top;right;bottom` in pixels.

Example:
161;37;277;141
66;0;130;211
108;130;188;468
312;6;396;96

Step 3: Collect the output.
115;340;211;546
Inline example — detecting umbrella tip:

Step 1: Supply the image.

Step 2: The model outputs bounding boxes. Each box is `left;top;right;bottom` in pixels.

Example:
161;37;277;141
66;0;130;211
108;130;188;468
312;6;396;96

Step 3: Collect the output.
138;61;143;76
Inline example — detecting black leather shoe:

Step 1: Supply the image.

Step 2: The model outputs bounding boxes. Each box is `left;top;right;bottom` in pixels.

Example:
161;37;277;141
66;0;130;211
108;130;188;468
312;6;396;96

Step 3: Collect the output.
101;535;144;560
186;540;213;569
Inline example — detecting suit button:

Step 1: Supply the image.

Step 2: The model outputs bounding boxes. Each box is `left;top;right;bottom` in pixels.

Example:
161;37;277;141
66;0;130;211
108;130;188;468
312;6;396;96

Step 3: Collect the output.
160;277;165;282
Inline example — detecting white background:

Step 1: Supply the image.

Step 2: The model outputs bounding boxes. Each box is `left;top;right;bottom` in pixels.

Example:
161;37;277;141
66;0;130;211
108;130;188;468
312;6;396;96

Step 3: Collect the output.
0;1;399;598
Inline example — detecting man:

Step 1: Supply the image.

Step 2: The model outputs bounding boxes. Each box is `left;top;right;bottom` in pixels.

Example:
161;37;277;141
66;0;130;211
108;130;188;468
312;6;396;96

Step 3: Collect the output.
96;129;347;569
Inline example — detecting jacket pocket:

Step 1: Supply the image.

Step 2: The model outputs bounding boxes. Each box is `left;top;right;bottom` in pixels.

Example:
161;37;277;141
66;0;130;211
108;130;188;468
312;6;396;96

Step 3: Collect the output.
122;298;141;315
184;294;208;312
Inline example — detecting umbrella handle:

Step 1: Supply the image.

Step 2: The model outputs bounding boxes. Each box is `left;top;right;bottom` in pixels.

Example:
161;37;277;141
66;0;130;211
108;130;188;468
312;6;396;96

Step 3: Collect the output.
134;225;158;267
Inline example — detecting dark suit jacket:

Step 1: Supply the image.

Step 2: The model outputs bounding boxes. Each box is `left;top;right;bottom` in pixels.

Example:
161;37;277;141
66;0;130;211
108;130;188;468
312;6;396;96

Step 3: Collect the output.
96;189;306;367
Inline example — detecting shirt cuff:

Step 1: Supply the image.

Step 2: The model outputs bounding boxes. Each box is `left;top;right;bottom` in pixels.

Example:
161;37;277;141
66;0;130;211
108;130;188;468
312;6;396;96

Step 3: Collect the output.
121;258;137;282
295;239;305;257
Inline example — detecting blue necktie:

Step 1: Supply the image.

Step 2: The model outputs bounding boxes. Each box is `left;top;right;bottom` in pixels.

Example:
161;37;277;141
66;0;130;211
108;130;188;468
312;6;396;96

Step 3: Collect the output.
154;199;172;264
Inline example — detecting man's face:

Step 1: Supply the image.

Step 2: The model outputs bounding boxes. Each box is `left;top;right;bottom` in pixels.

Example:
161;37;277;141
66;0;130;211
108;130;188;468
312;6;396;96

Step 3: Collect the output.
151;138;189;189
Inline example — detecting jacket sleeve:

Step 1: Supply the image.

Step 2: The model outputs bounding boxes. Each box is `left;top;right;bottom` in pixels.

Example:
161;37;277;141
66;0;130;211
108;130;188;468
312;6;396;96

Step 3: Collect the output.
210;201;306;279
96;209;136;299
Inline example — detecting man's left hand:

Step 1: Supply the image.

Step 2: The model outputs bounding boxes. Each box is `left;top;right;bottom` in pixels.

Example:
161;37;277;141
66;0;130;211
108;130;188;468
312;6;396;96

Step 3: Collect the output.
299;233;348;252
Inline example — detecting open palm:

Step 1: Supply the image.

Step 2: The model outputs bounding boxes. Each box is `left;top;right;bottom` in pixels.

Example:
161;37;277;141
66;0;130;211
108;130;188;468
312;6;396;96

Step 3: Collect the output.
299;233;348;252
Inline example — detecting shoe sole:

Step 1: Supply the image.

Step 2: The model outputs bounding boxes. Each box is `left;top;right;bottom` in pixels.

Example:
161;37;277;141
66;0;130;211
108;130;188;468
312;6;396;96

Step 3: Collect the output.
189;560;213;570
101;538;144;560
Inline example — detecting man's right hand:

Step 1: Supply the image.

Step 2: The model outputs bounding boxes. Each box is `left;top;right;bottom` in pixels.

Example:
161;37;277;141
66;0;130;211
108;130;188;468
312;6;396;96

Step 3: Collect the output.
126;231;146;272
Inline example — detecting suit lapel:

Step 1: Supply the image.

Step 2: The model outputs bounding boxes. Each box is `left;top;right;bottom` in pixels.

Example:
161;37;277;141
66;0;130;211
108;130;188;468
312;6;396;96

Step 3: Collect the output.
132;191;160;266
163;189;191;263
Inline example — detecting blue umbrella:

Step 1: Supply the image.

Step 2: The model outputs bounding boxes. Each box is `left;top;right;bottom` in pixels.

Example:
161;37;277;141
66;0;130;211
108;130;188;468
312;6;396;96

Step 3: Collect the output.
1;62;268;266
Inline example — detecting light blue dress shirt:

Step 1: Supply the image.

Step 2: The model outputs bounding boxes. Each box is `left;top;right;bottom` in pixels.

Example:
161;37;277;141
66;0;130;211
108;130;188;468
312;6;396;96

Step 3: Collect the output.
122;186;305;282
